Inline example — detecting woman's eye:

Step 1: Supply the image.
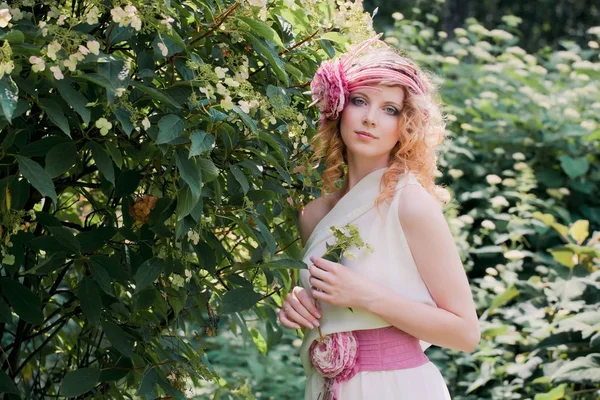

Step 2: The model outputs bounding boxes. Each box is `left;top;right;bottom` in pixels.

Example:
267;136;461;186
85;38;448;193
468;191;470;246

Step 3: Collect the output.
384;107;399;115
351;97;366;106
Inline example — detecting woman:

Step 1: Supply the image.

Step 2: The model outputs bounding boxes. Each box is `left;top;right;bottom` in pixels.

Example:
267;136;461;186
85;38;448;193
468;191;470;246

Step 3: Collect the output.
279;36;480;399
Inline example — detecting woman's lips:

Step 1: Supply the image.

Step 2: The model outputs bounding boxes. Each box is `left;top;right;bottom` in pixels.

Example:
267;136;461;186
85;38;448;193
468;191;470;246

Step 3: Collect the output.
356;131;377;139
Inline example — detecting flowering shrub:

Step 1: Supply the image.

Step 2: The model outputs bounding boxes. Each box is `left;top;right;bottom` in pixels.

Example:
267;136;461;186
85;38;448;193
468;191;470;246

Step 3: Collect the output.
0;0;376;396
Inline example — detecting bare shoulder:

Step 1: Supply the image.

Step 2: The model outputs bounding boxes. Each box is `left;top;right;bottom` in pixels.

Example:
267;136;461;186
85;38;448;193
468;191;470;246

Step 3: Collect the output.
397;184;444;227
298;193;338;246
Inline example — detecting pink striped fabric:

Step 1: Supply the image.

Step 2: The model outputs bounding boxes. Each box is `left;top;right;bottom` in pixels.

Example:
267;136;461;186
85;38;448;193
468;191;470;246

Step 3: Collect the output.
354;326;429;371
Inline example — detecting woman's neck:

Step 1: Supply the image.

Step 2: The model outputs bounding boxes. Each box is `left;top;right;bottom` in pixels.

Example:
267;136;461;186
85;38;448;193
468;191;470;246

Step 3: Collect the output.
340;162;389;196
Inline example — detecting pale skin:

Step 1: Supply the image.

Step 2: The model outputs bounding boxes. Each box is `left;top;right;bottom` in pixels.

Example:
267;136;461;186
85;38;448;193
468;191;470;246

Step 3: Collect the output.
279;84;481;353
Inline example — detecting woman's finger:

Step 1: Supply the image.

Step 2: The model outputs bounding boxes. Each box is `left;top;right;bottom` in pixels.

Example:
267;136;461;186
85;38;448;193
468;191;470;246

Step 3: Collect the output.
309;263;333;283
285;304;316;329
296;287;322;320
309;276;330;294
278;308;300;329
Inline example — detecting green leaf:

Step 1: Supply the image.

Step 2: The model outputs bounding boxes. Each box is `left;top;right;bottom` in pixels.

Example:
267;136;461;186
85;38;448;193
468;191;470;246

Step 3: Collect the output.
549;248;575;269
134;258;165;293
0;297;12;323
569;220;589;245
156;114;185;144
0;369;19;394
88;142;115;185
230;164;249;194
130;81;181;109
262;259;307;269
61;367;101;397
101;320;134;357
551;354;600;384
176;149;202;198
54;80;91;125
198;158;219;182
0;75;18;122
175;185;199;221
105;141;123;168
319;32;349;45
0;279;44;325
38;98;71;137
189;130;215;157
488;285;519;313
0;30;25;44
238;16;285;48
114;106;133;137
559;155;589;179
232;105;258;134
76;277;102;324
89;258;114;295
45;141;77;178
15;155;57;204
249;327;268;355
137;368;158;396
48;226;81;253
221;287;262;314
247;34;289;85
534;384;567;400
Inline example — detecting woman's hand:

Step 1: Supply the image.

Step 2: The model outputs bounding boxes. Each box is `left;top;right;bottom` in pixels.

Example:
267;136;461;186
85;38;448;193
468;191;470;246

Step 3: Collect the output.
279;286;322;330
309;256;375;310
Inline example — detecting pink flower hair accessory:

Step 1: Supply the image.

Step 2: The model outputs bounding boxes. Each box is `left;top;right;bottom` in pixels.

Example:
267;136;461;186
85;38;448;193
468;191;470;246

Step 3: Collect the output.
309;59;348;121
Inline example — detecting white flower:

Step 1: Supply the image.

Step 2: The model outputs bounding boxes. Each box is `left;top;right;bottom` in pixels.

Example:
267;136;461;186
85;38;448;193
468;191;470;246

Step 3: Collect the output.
506;46;526;56
238;100;251;114
142;117;151;130
0;8;12;28
454;27;467;37
491;196;509;208
564;108;580;119
0;61;14;78
458;37;470;45
2;253;15;265
29;56;46;72
50;65;64;80
78;45;89;56
247;0;266;6
458;215;474;225
47;41;61;60
160;16;175;30
481;220;496;230
559;188;570;195
111;5;141;31
115;87;126;97
443;56;459;65
39;20;48;36
63;56;77;72
587;26;600;37
589;41;599;49
215;83;228;96
489;29;514;41
504;250;525;260
502;178;517;187
157;42;168;57
448;169;464;179
486;174;502;185
220;96;234;110
86;6;99;25
512;152;526;161
214;66;228;79
95;118;112;135
10;8;23;21
57;14;66;25
224;77;239;87
438;31;448;39
392;12;404;21
580;120;597;131
514;162;528;171
87;40;100;55
480;91;498;100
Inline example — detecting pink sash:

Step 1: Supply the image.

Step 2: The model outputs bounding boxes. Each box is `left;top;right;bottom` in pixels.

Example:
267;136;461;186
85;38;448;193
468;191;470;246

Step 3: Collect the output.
319;326;429;400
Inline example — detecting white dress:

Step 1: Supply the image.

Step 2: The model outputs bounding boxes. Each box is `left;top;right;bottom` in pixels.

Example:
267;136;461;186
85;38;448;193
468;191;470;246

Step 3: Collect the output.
299;168;452;399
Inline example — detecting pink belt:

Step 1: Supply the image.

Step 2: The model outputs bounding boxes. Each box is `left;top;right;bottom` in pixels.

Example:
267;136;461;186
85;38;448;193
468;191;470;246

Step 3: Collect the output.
309;326;428;400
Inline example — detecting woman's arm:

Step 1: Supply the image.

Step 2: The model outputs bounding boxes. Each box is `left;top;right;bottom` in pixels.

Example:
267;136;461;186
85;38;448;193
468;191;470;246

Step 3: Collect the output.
309;185;480;352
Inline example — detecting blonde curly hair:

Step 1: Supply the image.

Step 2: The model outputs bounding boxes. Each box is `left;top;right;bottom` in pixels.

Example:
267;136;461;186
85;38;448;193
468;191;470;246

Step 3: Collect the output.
310;39;450;207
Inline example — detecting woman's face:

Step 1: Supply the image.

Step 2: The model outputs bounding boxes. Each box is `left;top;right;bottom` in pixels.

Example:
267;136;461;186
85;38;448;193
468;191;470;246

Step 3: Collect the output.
339;84;405;163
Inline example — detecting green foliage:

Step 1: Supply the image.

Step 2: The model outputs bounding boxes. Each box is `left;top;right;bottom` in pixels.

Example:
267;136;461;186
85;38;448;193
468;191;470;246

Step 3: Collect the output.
0;0;375;397
384;12;600;400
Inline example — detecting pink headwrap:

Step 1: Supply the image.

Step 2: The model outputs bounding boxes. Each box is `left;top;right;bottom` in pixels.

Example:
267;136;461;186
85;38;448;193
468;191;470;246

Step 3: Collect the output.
310;35;426;120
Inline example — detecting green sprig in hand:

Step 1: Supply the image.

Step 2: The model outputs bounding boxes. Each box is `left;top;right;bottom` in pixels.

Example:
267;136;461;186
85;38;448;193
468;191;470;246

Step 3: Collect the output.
314;223;373;341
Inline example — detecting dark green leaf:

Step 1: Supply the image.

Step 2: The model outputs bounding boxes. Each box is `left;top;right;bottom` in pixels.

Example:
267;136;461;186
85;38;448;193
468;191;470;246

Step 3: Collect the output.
76;277;102;323
130;82;181;109
262;259;307;269
45;141;77;178
61;368;101;397
189;130;215;157
0;298;12;323
230;164;249;194
198;158;219;182
156;114;185;144
0;75;18;122
247;34;289;85
238;16;285;48
114;106;134;137
221;287;262;314
15;155;57;204
88;142;115;185
232;105;258;134
38;98;71;137
89;258;114;295
175;185;199;221
54;80;91;125
101;321;134;357
559;155;589;179
0;279;44;325
176;149;202;197
137;368;158;396
551;354;600;384
48;226;81;253
0;369;19;394
134;258;165;293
